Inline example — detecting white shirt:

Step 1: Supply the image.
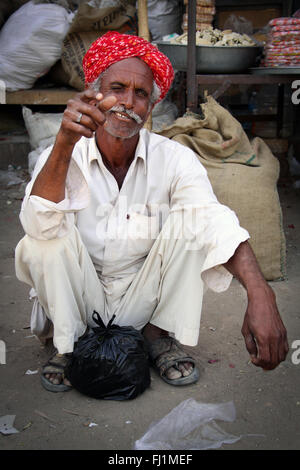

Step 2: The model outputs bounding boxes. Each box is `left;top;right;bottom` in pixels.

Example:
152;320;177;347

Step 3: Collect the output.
20;129;249;297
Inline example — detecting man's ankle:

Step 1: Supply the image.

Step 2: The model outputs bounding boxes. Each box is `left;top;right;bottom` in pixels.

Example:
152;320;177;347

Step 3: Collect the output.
143;323;169;342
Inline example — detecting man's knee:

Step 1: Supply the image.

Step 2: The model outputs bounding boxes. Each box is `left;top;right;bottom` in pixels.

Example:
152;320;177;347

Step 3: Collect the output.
15;233;74;268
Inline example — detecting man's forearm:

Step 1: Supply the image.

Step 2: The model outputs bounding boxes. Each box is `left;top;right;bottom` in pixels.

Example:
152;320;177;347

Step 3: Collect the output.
223;240;267;296
225;240;289;369
30;134;74;203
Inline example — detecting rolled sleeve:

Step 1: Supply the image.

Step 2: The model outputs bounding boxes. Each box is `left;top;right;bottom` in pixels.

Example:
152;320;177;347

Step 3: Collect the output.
20;145;90;240
200;206;250;292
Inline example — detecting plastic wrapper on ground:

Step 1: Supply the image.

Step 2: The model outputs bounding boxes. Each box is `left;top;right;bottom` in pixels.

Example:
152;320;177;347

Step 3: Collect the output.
134;399;243;450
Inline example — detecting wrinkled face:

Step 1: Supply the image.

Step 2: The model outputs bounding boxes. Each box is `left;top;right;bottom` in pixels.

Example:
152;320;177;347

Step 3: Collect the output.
99;57;154;139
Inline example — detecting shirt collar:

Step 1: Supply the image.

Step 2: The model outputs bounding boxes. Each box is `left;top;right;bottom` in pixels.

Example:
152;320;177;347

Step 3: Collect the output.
88;130;148;175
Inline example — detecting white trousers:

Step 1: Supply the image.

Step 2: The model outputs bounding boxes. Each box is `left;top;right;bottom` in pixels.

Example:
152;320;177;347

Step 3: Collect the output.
15;213;207;354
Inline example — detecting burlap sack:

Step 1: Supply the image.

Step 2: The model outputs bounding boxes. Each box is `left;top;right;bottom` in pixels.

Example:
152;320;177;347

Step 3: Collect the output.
158;96;286;281
61;31;101;91
68;1;136;34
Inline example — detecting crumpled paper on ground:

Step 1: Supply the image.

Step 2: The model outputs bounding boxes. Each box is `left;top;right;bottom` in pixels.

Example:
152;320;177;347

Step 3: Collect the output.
134;399;242;450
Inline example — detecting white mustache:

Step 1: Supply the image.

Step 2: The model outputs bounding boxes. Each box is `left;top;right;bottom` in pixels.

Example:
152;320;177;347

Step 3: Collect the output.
108;105;143;124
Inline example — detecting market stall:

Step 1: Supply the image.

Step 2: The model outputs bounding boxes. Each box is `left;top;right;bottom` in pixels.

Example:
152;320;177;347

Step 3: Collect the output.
0;0;299;281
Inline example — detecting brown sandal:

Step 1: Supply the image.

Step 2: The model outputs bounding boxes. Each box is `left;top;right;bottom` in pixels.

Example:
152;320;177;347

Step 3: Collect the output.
41;353;73;392
147;336;200;386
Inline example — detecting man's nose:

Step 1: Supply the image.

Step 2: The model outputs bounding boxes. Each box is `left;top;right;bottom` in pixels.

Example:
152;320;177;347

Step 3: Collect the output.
121;89;134;109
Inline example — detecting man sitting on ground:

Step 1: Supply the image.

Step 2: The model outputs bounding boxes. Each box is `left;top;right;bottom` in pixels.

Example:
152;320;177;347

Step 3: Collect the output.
15;32;289;392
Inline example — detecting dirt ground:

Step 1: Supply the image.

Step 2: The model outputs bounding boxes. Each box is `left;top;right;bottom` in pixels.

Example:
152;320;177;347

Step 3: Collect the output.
0;167;299;451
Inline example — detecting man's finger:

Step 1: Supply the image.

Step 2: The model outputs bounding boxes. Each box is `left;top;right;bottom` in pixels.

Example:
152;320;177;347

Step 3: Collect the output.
269;339;280;369
279;334;289;363
97;94;118;112
242;327;258;357
255;342;273;369
251;356;274;369
64;105;104;127
79;89;99;103
263;328;289;368
284;338;290;355
67;122;94;139
77;114;98;133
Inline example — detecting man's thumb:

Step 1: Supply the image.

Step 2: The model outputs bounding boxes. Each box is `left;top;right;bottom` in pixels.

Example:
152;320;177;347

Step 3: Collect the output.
244;332;258;358
98;95;117;112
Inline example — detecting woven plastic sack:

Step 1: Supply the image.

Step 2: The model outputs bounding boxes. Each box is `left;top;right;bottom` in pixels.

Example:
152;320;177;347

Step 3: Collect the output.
66;312;151;400
22;107;63;150
22;106;63;174
147;0;183;41
0;1;74;91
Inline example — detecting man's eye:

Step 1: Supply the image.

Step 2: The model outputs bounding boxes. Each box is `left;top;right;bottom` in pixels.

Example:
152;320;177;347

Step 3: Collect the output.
136;89;147;97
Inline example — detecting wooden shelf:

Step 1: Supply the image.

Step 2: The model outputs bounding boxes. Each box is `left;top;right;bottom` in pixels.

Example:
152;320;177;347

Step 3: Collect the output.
3;88;77;105
196;75;298;86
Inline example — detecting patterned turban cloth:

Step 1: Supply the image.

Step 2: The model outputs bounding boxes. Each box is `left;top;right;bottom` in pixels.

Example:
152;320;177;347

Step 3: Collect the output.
82;31;174;103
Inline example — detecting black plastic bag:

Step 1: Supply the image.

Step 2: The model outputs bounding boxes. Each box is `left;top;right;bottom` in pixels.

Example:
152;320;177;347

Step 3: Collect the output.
66;312;151;400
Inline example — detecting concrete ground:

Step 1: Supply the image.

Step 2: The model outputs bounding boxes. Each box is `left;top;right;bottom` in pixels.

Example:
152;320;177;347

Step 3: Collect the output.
0;168;299;451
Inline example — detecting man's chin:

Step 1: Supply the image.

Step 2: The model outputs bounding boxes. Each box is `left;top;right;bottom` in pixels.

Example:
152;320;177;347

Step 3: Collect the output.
104;124;141;140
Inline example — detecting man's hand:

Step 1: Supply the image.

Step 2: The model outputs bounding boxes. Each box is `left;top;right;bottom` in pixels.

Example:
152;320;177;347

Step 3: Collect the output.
58;89;117;147
224;241;289;370
241;284;289;370
30;89;117;203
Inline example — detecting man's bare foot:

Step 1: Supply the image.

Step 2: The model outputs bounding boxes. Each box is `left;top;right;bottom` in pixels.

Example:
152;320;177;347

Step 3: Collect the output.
143;323;194;380
44;371;72;387
41;353;72;392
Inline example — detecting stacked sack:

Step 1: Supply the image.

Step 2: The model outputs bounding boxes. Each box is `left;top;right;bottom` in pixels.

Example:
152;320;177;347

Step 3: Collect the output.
182;0;215;32
263;17;300;67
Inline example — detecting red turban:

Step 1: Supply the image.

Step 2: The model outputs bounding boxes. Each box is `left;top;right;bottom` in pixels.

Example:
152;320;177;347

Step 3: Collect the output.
82;31;174;103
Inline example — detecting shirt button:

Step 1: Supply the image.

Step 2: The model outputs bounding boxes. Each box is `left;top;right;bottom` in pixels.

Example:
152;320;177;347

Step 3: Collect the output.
126;214;130;220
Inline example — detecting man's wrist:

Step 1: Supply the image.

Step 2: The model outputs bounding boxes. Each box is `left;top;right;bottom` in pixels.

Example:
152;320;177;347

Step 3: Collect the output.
55;131;77;155
246;280;274;302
